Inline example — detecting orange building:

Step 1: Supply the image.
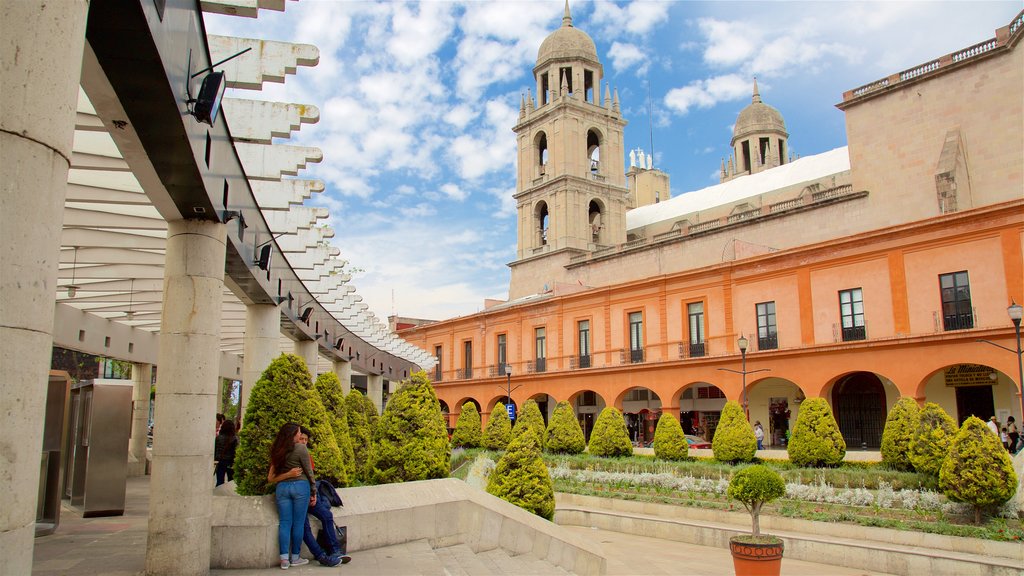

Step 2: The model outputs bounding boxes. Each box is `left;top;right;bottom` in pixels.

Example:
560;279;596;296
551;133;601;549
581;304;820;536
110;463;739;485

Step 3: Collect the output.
399;9;1024;449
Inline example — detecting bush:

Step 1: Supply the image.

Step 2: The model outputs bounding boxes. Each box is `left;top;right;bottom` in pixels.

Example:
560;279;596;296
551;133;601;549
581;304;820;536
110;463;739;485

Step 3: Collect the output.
712;401;756;463
486;429;555;520
881;397;920;472
512;399;547;451
588;407;633;457
909;402;956;476
728;464;786;537
344;389;377;482
451;402;482;448
653;413;689;461
787;397;846;467
368;371;451;484
234;354;346;495
315;372;355;485
545;401;585;454
939;416;1018;524
484;403;512;450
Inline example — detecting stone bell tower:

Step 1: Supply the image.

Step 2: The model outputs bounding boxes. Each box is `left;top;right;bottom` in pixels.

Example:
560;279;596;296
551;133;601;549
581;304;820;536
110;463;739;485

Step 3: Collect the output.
508;1;629;300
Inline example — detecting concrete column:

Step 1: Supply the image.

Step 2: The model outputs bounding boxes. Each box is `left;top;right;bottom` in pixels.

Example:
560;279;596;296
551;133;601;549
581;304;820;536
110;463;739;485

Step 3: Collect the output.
145;220;226;576
294;339;319;380
241;303;280;420
333;359;352;394
367;373;384;415
0;2;88;572
129;363;153;477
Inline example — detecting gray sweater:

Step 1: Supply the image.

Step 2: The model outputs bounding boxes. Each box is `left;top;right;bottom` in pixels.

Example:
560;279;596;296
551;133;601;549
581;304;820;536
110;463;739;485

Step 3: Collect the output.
279;442;315;488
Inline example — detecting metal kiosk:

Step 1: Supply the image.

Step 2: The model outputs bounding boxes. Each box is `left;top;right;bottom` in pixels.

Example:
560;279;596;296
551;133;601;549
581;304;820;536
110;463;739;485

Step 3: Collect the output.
36;371;72;536
64;378;133;517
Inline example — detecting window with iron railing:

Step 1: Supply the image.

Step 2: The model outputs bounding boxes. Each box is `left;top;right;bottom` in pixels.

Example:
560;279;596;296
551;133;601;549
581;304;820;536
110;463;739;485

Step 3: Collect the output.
535;327;546;373
757;335;779;351
940;271;974;331
462;340;473;379
497;333;507;373
577;354;591;369
630;349;644;363
839;288;865;342
756;301;778;350
628;311;643;363
535;357;547;373
434;366;442;382
688;302;705;357
434;345;442;382
577;320;590;367
689;342;706;357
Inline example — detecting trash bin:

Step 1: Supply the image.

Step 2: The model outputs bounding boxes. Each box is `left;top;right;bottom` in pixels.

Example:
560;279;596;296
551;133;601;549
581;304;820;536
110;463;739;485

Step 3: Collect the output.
65;379;133;517
36;371;71;536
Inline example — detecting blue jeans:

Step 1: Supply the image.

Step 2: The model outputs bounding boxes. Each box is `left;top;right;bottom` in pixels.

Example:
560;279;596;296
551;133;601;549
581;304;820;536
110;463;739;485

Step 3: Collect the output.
275;481;310;558
302;497;338;557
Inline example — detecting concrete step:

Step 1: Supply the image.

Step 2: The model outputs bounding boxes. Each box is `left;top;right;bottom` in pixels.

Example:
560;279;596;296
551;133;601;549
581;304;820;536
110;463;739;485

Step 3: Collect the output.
435;543;492;576
331;539;446;576
477;548;570;575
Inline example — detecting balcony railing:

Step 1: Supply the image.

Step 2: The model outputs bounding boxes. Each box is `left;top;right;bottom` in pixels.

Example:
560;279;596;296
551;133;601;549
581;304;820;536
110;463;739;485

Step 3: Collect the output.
942;312;975;331
757;334;778;351
528;358;547;373
577;354;591;369
840;325;866;342
434;367;442;382
630;349;644;363
455;368;472;380
689;342;706;358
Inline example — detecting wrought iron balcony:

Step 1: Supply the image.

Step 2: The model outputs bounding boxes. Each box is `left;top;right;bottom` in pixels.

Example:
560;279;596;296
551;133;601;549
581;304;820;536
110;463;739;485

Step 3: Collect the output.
630;349;644;363
757;334;778;351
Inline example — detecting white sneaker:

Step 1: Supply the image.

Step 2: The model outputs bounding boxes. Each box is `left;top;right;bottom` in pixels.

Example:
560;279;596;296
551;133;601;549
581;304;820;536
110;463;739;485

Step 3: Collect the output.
289;557;309;567
280;559;290;570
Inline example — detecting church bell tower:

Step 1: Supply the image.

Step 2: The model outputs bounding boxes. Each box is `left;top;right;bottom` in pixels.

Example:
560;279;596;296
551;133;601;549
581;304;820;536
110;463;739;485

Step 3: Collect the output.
508;2;628;299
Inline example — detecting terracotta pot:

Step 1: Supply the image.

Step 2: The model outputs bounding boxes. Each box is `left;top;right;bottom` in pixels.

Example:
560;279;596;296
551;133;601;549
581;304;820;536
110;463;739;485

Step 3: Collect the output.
729;536;784;576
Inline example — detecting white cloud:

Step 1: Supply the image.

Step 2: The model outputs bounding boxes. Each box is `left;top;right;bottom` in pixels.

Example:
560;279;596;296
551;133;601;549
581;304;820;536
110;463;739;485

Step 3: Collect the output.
664;74;749;115
444;104;478;129
608;42;646;75
441;183;469;202
399;202;437;218
591;0;670;36
387;2;457;66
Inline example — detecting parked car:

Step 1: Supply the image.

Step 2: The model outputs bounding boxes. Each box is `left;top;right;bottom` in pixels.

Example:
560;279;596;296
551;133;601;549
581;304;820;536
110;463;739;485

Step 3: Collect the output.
685;435;712;449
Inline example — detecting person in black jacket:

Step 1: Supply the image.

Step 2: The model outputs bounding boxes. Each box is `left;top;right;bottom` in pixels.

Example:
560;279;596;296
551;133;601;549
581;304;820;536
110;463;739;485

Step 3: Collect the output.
214;419;238;486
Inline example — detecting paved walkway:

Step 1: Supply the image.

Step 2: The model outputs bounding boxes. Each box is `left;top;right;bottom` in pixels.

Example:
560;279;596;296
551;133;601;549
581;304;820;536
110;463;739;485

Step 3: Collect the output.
33;476;892;576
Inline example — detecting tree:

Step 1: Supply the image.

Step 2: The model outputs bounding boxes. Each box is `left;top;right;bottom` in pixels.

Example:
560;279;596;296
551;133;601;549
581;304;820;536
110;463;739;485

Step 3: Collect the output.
712;401;757;463
587;407;633;457
880;397;920;471
451;402;482;448
486;429;555;520
315;372;356;484
344;389;377;482
368;371;451;484
939;416;1018;525
728;465;786;539
512;399;547;451
653;413;689;461
234;354;346;495
909;402;957;476
786;397;846;467
484;403;512;450
545;401;585;454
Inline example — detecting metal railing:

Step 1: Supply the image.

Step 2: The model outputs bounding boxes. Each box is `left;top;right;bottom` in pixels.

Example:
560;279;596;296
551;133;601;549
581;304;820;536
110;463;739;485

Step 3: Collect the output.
577;354;591;369
757;334;778;351
630;349;644;363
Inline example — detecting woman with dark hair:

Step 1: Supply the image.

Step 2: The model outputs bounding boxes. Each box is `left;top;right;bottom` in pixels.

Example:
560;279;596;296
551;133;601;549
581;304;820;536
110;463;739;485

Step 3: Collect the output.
214;419;238;486
267;422;315;570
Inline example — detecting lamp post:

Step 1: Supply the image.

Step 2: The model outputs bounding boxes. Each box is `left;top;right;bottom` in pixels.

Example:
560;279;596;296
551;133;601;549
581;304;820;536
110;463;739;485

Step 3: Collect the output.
981;302;1024;425
718;334;770;420
500;364;522;421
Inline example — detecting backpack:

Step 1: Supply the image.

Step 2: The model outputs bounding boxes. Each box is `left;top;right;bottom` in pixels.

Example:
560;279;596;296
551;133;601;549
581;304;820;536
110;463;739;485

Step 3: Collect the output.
316;522;347;555
316;479;343;507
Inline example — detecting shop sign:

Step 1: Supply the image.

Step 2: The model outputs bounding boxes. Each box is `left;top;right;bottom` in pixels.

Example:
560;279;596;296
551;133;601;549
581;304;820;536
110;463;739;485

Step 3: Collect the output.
944;364;994;387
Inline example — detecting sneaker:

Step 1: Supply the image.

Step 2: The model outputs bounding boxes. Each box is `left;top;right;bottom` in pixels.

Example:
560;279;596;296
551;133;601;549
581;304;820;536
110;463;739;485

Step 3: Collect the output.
317;554;341;567
280;559;290;570
338;554;352;565
289;557;310;567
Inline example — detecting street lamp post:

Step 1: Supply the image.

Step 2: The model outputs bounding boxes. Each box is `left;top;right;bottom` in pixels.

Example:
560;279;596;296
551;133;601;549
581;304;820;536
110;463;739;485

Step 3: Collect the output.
501;364;521;421
718;334;770;420
977;302;1024;425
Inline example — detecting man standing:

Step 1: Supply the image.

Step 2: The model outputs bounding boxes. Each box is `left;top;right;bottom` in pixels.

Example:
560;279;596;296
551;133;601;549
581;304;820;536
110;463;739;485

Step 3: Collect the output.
987;416;1000;437
754;421;765;450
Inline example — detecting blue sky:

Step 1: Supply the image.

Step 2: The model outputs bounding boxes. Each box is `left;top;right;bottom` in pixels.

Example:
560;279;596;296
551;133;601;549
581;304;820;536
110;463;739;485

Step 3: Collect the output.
204;1;1022;322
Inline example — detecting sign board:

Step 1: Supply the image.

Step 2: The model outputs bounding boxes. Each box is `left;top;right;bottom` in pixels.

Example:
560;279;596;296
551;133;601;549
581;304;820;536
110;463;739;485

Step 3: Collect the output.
943;364;995;387
507;404;515;420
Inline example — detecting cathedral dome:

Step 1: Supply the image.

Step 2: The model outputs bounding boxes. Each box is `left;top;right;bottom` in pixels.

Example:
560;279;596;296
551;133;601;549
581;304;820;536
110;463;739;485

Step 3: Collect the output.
732;79;787;142
536;4;598;65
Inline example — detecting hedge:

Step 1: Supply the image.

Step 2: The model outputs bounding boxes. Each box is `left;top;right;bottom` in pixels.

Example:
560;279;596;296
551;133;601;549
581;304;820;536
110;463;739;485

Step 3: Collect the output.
787;397;846;467
368;371;450;484
587;407;633;457
712;401;756;463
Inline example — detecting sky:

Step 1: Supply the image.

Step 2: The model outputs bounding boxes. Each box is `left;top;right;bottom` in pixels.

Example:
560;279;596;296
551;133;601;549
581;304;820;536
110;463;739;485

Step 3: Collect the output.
203;0;1022;323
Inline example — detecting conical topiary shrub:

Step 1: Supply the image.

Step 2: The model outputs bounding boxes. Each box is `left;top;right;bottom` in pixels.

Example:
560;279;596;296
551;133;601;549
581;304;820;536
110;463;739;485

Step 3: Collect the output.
234;354;346;495
545;401;585;454
484;403;512;450
787;397;846;467
315;372;356;485
712;401;757;463
940;416;1018;525
909;402;957;476
653;412;689;461
368;371;451;484
344;389;377;482
587;407;633;457
451;402;482;448
880;397;920;472
512;399;547;451
486;429;555;520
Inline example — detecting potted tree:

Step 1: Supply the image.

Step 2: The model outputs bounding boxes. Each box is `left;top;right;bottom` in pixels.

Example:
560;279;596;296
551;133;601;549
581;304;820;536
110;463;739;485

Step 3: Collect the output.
727;464;786;576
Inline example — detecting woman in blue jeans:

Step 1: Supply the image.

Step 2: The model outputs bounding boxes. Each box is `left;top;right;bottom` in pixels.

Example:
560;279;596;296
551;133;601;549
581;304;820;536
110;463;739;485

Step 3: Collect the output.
268;422;316;570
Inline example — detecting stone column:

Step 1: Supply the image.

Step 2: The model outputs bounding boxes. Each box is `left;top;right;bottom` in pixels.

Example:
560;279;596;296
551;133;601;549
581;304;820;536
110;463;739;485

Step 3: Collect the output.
128;363;153;477
241;303;279;420
333;359;352;394
0;2;88;572
367;373;384;415
145;220;226;575
294;339;319;380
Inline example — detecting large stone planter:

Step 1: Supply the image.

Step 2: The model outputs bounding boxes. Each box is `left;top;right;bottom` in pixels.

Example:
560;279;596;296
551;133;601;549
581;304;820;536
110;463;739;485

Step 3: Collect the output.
729;536;783;576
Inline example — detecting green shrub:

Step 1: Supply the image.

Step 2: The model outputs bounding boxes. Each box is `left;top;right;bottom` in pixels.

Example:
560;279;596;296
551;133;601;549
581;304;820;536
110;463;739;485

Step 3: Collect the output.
939;416;1018;524
368;371;450;484
344;389;377;482
587;407;633;457
881;397;920;472
512;399;547;451
484;403;512;450
712;401;756;463
486;429;555;520
234;354;345;495
728;464;786;537
451;402;482;448
909;402;956;476
545;401;586;454
315;372;355;485
653;412;689;461
787;397;846;467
